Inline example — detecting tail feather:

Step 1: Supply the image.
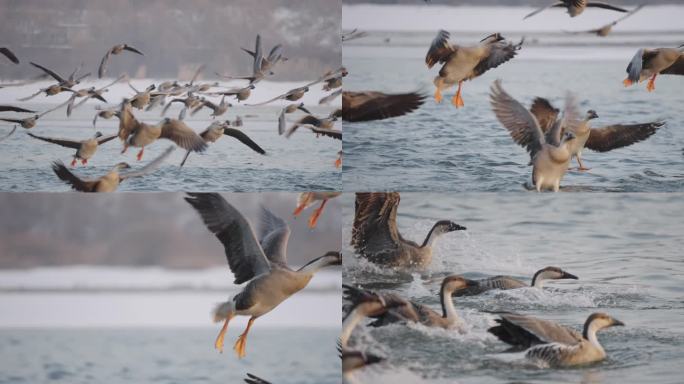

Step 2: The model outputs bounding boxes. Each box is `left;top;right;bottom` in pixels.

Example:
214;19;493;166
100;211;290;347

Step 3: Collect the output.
213;301;234;323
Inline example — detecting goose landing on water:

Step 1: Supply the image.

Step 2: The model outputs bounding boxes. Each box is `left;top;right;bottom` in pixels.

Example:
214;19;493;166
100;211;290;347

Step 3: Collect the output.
624;45;684;92
185;193;341;358
489;312;624;367
455;266;578;296
351;192;466;269
343;275;476;329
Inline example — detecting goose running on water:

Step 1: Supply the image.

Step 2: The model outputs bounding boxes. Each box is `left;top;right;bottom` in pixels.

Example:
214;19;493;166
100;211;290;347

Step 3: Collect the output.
455;266;578;296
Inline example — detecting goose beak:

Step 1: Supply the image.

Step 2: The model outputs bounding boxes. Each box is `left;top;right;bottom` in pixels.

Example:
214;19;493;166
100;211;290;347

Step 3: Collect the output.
562;271;578;280
449;223;467;231
612;319;625;327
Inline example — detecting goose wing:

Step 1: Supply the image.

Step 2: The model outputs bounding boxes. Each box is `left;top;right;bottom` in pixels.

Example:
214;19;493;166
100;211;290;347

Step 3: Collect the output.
278;108;287;135
0;126;17;142
0;47;19;64
306;126;342;140
26;132;82;149
426;30;457;68
159;119;208;152
51;161;99;192
523;2;563;19
222;127;266;154
120;146;174;179
490;80;545;160
342;91;425;122
97;134;118;145
185;192;271;284
585;121;663;152
244;373;271;384
489;313;582;349
472;37;523;77
661;54;684;76
0;105;34;113
342;284;416;323
122;44;144;56
30;62;66;83
529;97;559;133
526;342;581;366
352;192;403;254
258;206;291;266
586;2;628;12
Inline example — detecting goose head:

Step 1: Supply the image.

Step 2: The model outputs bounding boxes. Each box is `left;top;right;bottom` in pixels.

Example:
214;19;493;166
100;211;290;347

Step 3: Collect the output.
582;312;624;340
531;266;578;288
441;275;478;295
585;109;599;120
422;220;467;248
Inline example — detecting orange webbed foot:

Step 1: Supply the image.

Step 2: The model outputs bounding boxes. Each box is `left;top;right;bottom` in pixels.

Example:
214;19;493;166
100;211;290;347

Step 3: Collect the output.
646;80;656;92
623;78;633;87
434;88;443;103
136;148;144;161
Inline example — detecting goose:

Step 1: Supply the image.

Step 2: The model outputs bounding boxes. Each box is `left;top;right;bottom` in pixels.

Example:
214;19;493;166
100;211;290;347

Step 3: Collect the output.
191;96;232;118
215;85;256;103
0;47;19;64
179;121;265;167
489;312;624;367
342;91;425;122
284;112;337;138
563;5;644;37
319;89;342;105
0;104;63;129
129;83;158;109
27;131;117;166
529;97;663;171
19;62;90;100
341;290;400;373
293;192;342;229
306;67;348;89
343;275;477;329
277;103;311;135
0;126;17;142
58;75;125;117
161;93;203;120
93;106;119;128
247;85;310;106
352;192;466;268
52;146;174;192
122;117;208;160
426;31;522;108
490;80;578;192
455;266;578;296
218;35;265;85
184;193;342;358
623;45;684;92
241;38;288;75
98;43;144;78
524;0;628;19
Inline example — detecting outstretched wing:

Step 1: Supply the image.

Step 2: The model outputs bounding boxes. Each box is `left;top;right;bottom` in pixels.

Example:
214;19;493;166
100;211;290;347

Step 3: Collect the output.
222;128;266;154
342;91;425;122
51;161;98;192
30;62;65;83
0;47;19;64
352;193;403;255
185;192;271;284
472;37;524;77
120;146;174;179
585;121;663;152
26;132;81;149
529;97;559;133
258;206;291;266
426;30;456;68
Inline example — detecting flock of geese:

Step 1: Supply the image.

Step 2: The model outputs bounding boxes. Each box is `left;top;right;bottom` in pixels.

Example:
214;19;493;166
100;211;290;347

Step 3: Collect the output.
344;2;683;192
343;192;624;380
0;36;344;191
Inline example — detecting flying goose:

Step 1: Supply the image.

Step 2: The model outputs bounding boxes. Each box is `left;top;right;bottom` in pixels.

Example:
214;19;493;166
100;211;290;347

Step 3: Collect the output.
285;112;337;138
343;275;476;329
426;31;523;108
219;35;265;85
490;80;579;192
98;43;144;78
0;104;63;129
179;121;265;167
455;266;578;296
122;117;208;160
352;192;466;268
489;312;624;367
247;85;310;106
59;75;125;117
0;126;17;142
624;45;684;92
524;0;628;19
563;5;644;36
129;84;159;109
190;96;232;118
161;93;203;120
530;97;663;171
277;103;311;135
27;131;117;166
215;85;256;103
0;47;19;64
52;146;174;192
19;62;90;100
93;106;119;128
293;192;342;229
342;91;425;122
241;38;288;75
184;193;342;358
341;290;399;373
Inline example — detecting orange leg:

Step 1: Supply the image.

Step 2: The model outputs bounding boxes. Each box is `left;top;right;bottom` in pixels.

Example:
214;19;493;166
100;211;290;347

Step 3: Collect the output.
214;313;234;353
136;147;145;161
293;194;312;217
622;78;633;87
233;317;256;359
452;81;464;108
646;73;657;92
82;158;88;165
70;158;77;167
308;199;328;228
434;87;443;103
334;155;342;168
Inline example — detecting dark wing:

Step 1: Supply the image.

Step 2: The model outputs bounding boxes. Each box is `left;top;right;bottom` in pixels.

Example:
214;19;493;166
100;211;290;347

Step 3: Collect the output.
585;121;663;152
0;47;19;64
244;373;271;384
0;105;35;113
30;62;65;83
425;30;456;68
222;128;266;154
258;206;291;266
26;132;81;149
120;146;174;179
185;193;271;284
351;193;402;254
661;55;684;76
278;108;286;135
529;97;559;133
285;115;322;138
97;134;118;145
0;117;25;124
586;2;628;12
0;126;17;142
98;48;113;78
490;80;545;160
488;313;582;349
308;126;342;140
123;44;144;56
342;91;425;122
51;161;98;192
472;38;524;77
159;119;208;152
